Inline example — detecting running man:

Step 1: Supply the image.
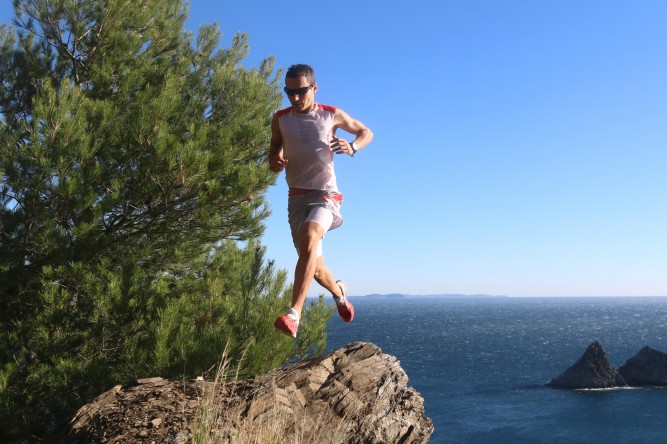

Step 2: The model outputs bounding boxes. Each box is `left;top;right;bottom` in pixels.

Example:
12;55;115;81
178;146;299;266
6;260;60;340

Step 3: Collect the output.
269;64;373;337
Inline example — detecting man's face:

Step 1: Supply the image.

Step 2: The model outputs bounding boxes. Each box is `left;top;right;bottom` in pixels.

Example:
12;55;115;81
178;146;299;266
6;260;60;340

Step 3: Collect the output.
284;75;317;113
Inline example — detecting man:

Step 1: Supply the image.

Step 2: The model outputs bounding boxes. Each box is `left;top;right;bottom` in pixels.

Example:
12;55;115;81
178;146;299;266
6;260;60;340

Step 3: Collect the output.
269;64;373;338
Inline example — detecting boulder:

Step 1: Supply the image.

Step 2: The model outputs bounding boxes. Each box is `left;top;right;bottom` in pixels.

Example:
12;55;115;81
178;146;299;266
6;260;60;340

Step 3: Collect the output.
548;341;627;389
48;341;433;443
618;346;667;387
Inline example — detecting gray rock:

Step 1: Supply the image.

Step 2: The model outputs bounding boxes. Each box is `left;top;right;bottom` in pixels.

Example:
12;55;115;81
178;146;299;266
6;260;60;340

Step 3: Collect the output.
549;341;627;389
618;346;667;386
48;342;433;443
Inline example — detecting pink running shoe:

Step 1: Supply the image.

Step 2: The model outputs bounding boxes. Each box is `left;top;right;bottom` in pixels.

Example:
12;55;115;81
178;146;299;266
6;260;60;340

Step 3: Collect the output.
335;280;354;322
274;312;298;337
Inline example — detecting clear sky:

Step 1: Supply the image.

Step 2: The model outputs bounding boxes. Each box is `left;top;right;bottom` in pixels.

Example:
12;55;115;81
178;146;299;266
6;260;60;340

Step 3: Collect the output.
3;1;666;297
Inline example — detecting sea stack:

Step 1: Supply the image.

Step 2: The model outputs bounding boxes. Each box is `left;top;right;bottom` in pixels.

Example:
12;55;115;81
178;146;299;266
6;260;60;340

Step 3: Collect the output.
618;346;667;387
549;341;627;389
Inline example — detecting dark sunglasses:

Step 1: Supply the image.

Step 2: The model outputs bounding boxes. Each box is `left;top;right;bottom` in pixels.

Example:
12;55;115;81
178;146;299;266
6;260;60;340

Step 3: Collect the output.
283;83;315;96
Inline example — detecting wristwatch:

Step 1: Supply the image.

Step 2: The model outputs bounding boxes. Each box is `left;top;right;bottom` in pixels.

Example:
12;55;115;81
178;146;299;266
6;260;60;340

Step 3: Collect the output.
350;141;358;157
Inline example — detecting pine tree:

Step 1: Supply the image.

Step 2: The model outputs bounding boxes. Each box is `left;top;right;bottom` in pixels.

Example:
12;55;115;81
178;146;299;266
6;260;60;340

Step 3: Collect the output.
0;1;333;440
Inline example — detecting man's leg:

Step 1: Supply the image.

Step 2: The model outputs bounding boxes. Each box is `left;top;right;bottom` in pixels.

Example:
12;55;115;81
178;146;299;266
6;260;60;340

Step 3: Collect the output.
275;203;352;337
290;221;326;317
307;252;354;328
313;255;342;298
274;220;325;337
313;255;354;322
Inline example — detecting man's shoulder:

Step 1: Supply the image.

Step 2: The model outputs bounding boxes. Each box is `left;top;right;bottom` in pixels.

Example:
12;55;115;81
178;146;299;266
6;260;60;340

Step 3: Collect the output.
316;103;337;113
276;107;293;117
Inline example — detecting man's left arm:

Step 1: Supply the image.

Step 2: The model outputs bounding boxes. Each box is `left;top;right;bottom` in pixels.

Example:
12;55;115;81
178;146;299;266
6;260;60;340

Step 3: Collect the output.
331;108;373;156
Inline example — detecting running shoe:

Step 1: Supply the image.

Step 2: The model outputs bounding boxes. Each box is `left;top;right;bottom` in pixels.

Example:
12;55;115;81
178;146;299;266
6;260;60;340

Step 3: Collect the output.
335;280;354;322
274;313;298;337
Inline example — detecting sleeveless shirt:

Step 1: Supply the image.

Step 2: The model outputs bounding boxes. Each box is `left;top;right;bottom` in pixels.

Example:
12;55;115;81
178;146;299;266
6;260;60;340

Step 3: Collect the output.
276;103;338;192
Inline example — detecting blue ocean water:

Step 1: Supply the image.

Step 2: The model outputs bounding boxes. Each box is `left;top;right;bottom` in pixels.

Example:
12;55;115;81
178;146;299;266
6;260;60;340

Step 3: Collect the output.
324;297;667;443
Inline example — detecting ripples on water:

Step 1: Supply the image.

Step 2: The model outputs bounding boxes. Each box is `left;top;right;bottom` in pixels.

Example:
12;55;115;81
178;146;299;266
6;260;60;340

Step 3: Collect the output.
325;297;667;443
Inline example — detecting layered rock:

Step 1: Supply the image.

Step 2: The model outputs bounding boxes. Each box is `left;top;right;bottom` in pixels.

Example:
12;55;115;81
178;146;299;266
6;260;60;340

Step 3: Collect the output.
549;341;627;389
49;341;433;443
618;346;667;387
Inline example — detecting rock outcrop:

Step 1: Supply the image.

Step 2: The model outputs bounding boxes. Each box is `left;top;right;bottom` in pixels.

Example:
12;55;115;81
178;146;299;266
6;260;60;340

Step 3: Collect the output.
549;341;627;389
618;346;667;387
48;341;433;443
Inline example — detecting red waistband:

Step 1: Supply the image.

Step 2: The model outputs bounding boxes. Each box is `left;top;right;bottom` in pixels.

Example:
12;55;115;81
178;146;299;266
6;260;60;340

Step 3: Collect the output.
323;193;344;202
288;188;343;202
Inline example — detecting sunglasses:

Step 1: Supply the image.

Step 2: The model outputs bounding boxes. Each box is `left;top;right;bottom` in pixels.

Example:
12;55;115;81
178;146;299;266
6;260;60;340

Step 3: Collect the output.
283;83;315;96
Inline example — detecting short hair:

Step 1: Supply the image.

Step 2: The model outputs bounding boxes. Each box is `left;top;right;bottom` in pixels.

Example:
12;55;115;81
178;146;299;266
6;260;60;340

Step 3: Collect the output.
285;64;315;83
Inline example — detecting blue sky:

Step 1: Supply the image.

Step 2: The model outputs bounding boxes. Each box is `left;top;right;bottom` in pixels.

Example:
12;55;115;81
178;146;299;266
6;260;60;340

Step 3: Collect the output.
3;1;666;297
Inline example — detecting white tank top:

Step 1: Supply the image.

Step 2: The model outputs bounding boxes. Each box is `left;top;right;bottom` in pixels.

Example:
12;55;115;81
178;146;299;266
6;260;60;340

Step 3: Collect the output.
277;103;338;192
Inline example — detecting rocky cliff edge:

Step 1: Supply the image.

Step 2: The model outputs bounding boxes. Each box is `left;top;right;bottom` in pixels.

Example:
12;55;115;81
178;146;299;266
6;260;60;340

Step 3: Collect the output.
49;341;434;443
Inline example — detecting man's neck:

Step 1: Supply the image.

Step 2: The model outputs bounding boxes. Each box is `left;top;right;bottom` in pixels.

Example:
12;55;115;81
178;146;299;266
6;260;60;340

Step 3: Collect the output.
295;103;316;114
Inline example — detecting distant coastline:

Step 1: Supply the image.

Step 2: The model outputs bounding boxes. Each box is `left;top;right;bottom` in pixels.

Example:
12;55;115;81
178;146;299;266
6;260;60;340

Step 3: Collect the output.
311;293;667;300
351;293;509;299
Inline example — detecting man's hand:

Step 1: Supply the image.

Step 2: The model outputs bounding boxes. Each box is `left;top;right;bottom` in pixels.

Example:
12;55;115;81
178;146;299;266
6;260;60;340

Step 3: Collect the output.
330;136;353;156
269;154;288;172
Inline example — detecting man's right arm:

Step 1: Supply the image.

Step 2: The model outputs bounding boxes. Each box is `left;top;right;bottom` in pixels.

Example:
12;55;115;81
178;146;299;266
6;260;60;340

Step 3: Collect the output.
268;113;288;173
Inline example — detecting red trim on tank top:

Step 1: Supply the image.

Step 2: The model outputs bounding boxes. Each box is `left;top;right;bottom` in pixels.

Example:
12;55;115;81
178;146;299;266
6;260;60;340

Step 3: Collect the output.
317;103;337;113
277;104;335;117
276;107;292;117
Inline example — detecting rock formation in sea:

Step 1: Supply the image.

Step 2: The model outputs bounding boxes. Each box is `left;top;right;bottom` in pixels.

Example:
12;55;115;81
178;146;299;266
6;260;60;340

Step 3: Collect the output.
548;341;627;389
618;346;667;387
48;341;433;443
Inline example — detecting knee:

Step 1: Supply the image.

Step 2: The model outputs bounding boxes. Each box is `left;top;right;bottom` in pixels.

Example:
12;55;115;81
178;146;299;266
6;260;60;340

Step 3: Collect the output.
298;237;319;257
298;225;323;255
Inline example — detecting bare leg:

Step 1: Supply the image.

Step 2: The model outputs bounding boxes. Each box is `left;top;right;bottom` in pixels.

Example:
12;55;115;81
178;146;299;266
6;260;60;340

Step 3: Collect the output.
291;221;326;317
314;255;343;298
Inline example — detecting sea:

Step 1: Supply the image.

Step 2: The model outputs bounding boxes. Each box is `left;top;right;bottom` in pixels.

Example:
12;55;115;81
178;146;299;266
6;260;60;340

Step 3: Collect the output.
324;296;667;443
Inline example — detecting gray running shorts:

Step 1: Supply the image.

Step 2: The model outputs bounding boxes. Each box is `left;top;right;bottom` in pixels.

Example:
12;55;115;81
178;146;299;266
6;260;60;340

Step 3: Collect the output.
288;191;343;252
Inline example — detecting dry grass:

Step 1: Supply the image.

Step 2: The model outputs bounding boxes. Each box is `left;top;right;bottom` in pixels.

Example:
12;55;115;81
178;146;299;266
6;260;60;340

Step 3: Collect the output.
190;350;348;444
